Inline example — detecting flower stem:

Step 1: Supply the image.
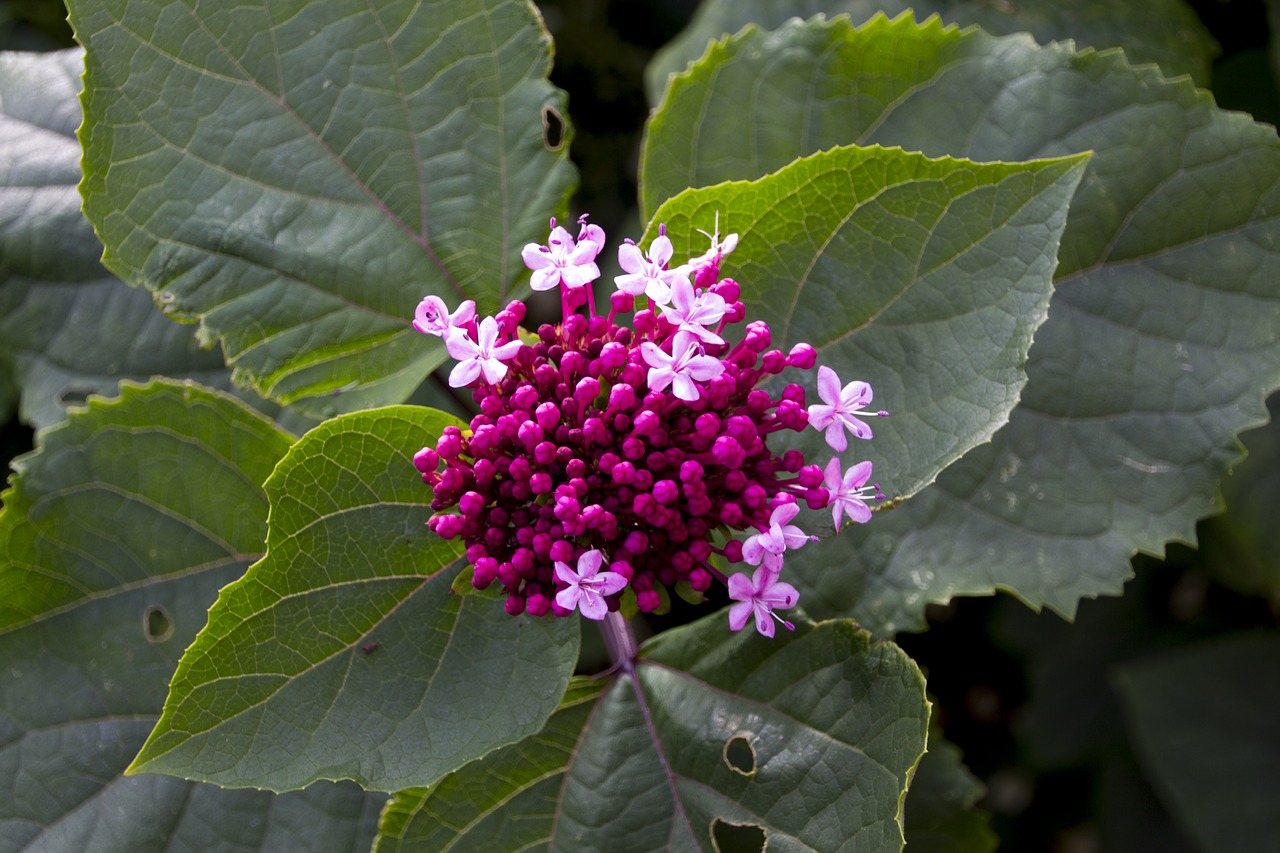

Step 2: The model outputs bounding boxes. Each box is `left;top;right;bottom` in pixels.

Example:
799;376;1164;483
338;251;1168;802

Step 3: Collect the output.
600;610;637;669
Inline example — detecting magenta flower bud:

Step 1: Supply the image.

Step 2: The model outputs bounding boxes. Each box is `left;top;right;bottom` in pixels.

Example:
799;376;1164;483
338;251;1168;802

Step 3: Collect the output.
504;595;525;616
636;589;661;613
534;440;556;465
689;568;712;592
566;458;587;479
761;350;786;374
429;514;464;539
745;390;771;414
466;543;489;563
439;467;466;493
688;539;712;562
535;402;560;431
787;343;817;369
484;526;507;550
600;341;628;372
712;435;747;468
622;437;645;460
525;594;551;617
710;278;740;302
633;469;654;492
782;450;805;473
723;301;746;323
743;483;768;509
549;539;575;563
608;383;636;411
805;487;829;509
584;417;611;446
513;383;539;410
598;453;620;474
797;463;824;488
529;472;553;495
459;491;486;516
610;290;635;315
480;394;505;418
776;399;810;430
624;531;649;554
413;447;439;474
653;479;679;505
782;383;806;403
612;461;636;484
725;469;748;492
723;539;745;562
509;458;532;483
743;321;771;352
564;313;587;339
496;414;521;439
680;460;704;483
632;409;659;435
517;420;544;449
720;503;744;525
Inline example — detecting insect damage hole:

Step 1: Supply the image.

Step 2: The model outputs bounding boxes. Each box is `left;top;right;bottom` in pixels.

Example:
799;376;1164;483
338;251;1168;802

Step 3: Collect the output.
710;818;766;853
723;734;757;776
143;605;174;644
541;105;566;151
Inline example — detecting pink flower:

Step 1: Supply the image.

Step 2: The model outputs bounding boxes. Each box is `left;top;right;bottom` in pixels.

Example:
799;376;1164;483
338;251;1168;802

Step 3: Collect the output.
413;296;475;336
808;365;876;452
640;333;725;402
554;549;628;620
824;457;875;531
727;565;798;638
660;276;728;345
522;222;601;291
741;502;814;572
446;316;523;387
615;234;688;304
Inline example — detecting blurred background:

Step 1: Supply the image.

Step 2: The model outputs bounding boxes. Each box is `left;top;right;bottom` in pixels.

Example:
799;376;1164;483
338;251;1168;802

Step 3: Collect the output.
3;1;1278;849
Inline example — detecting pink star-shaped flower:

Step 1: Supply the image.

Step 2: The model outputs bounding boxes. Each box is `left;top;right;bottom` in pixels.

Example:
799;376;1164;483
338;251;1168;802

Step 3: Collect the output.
413;296;475;337
554;549;628;620
615;234;688;304
824;457;875;532
660;276;728;345
727;565;798;638
808;365;876;452
445;316;523;387
640;332;725;402
522;224;601;291
741;502;813;572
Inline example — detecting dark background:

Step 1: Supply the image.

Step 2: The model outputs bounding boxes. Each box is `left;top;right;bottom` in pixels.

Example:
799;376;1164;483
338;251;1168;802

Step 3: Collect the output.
3;1;1278;850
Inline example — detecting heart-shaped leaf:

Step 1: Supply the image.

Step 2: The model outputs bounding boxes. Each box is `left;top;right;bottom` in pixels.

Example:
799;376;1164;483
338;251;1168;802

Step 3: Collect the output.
642;14;1280;633
375;614;929;851
645;144;1087;500
68;0;576;416
0;379;382;851
645;0;1217;106
129;405;580;792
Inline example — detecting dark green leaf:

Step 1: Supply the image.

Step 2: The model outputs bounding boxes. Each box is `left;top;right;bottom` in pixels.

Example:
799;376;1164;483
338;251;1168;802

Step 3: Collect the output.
1114;633;1280;853
645;0;1217;105
903;723;996;853
645;145;1086;499
376;615;930;851
0;379;381;851
69;0;576;416
129;405;580;792
644;14;1280;632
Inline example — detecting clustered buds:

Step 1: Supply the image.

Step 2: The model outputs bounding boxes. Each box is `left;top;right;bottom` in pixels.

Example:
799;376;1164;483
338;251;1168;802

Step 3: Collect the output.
411;215;886;637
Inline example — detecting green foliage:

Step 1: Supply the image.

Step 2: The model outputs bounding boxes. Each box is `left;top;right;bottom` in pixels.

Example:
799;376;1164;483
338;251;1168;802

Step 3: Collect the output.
642;13;1280;633
645;145;1086;499
0;380;382;851
130;406;580;791
374;615;930;851
68;0;576;416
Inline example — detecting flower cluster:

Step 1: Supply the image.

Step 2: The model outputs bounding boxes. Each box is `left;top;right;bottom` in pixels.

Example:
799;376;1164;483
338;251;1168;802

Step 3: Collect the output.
411;215;885;637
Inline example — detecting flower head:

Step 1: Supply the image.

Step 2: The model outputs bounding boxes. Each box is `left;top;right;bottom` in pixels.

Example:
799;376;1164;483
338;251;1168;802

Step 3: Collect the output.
824;457;878;531
727;565;798;638
808;365;881;452
411;215;887;638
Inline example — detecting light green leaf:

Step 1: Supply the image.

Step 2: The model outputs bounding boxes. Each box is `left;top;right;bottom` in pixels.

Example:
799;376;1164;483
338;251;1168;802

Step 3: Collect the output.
645;0;1217;105
375;615;930;852
1114;633;1280;853
0;379;382;852
646;145;1087;499
129;405;580;792
644;14;1280;633
68;0;575;416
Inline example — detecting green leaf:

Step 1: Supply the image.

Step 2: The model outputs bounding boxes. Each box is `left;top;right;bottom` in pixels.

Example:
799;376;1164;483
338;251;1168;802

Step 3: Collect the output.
903;723;996;853
645;0;1218;105
645;14;1280;633
68;0;576;416
374;615;930;851
646;144;1087;499
0;379;382;851
129;405;580;792
1114;633;1280;853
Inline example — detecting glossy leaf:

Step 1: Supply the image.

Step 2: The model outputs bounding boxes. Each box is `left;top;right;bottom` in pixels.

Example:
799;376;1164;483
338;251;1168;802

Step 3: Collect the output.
69;0;576;416
1114;633;1280;853
129;405;580;792
646;144;1087;500
0;379;381;851
645;0;1218;105
643;14;1280;632
375;615;930;851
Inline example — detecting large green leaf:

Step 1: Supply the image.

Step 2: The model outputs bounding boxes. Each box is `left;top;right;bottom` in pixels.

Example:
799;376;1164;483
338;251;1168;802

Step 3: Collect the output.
68;0;576;416
645;0;1218;105
643;15;1280;632
1114;633;1280;853
0;49;235;430
374;615;929;852
0;379;382;851
903;723;995;853
129;405;580;792
645;145;1086;500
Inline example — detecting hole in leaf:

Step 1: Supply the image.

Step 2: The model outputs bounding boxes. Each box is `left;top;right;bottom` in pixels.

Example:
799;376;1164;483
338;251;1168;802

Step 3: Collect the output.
711;818;766;853
542;105;566;151
143;605;174;643
723;735;756;776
